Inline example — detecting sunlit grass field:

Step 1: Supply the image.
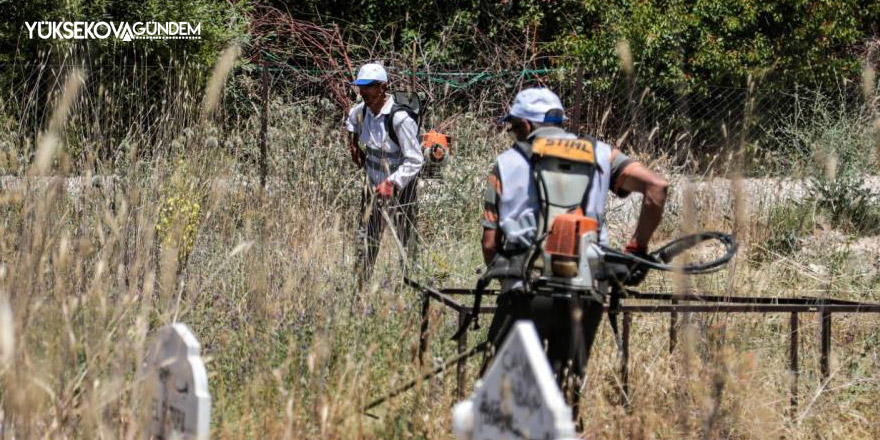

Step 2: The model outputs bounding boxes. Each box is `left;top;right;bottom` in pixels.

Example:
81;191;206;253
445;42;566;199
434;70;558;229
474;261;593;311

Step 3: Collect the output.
0;47;879;439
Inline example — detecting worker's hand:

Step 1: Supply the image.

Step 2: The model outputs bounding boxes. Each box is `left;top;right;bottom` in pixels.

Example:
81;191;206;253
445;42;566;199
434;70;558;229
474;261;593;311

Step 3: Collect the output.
622;240;657;286
376;180;395;199
349;145;365;168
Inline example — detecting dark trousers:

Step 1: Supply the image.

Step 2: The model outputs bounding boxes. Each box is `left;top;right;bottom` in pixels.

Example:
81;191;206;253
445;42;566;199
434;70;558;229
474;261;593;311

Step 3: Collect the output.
355;179;419;288
483;291;604;406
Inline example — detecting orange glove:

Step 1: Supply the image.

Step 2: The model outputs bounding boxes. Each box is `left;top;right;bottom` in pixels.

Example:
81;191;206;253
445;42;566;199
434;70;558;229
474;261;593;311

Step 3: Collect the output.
376;180;395;199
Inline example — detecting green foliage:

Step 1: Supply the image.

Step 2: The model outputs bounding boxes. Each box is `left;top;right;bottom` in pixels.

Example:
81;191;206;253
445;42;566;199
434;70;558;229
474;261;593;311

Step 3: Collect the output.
760;88;878;177
290;0;558;69
157;158;204;266
751;172;880;265
549;0;875;91
751;201;815;263
2;0;877;93
809;174;880;236
0;0;249;66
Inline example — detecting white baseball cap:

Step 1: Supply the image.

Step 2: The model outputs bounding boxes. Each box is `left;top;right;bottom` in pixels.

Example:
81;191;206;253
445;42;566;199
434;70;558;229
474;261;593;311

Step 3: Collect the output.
502;88;566;123
352;63;388;86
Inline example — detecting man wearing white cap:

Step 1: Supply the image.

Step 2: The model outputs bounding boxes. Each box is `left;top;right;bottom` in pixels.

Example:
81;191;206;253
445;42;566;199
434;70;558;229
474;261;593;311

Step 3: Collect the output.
479;87;668;411
345;63;424;288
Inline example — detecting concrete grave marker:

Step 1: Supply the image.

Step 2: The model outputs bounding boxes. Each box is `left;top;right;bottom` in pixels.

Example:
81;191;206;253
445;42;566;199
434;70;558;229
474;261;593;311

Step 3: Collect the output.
452;321;577;440
143;323;211;440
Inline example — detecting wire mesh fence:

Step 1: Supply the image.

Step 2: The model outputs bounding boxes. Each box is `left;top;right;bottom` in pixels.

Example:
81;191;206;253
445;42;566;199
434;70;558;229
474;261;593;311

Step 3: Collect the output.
222;58;877;178
0;59;210;172
0;57;874;177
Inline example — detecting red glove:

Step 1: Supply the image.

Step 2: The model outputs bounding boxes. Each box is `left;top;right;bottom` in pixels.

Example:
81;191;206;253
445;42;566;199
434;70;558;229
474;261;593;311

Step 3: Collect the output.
350;145;365;168
622;239;655;286
376;179;394;199
624;239;646;254
376;180;395;199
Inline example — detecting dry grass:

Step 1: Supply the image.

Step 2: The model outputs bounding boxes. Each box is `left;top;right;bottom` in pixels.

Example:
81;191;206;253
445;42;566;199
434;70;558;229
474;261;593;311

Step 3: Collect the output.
0;49;878;440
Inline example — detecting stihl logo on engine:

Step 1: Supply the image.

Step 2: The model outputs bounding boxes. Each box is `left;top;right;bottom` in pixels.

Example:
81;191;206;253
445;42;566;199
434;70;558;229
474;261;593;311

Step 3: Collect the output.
532;138;595;164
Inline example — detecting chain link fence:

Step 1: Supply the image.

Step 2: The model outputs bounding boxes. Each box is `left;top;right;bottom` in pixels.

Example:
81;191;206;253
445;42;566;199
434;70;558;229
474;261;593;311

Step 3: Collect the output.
247;55;876;170
0;57;874;177
0;60;211;173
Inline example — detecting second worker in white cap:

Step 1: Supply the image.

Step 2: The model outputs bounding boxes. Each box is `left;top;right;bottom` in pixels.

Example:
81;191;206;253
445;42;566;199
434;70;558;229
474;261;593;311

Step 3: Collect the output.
478;87;669;421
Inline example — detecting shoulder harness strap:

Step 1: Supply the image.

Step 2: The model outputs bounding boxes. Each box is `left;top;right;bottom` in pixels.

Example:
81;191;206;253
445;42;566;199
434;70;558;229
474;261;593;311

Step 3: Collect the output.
530;136;600;233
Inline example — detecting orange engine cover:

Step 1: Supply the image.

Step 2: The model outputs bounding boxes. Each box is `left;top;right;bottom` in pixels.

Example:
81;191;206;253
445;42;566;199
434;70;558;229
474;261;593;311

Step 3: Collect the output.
544;213;599;257
422;130;452;157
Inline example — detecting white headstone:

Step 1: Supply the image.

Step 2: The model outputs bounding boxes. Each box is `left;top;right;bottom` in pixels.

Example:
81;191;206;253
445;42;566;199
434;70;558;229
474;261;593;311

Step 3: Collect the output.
143;323;211;440
452;321;577;440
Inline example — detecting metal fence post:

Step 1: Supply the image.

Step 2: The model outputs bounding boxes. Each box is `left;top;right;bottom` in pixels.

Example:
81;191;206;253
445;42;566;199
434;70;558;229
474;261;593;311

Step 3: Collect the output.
572;65;583;135
789;312;799;413
621;311;631;407
669;299;678;353
418;294;430;367
259;59;270;190
820;309;831;381
456;309;469;399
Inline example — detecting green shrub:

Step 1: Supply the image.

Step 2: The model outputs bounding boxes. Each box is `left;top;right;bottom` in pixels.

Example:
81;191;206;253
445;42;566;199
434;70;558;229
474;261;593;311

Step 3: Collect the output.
157;158;204;266
751;201;815;263
763;89;877;177
809;174;880;236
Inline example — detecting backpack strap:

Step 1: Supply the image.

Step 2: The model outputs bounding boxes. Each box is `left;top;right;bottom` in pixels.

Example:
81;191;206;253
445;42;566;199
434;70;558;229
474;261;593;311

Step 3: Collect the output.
358;102;404;144
577;136;600;210
384;108;401;146
512;141;530;161
384;106;418;147
384;92;421;147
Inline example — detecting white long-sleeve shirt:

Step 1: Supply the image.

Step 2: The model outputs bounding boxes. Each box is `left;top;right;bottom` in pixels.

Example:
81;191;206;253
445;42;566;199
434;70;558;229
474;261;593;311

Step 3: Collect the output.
345;94;424;188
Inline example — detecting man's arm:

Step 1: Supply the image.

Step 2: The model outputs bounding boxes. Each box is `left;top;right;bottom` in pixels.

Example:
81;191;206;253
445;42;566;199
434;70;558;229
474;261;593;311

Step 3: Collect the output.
348;132;364;167
613;154;669;251
480;165;502;264
481;228;501;264
345;105;365;168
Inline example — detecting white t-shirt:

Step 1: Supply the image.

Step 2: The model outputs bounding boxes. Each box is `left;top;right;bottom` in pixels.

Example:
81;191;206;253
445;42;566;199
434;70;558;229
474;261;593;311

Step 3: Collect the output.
346;95;424;187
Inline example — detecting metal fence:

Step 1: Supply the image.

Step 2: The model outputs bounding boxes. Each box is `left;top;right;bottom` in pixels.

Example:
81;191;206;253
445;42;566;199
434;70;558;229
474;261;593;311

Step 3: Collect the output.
407;279;880;416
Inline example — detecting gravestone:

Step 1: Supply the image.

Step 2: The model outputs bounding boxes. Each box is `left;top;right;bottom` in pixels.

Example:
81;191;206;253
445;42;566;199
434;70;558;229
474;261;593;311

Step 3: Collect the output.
143;323;211;440
452;321;577;440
